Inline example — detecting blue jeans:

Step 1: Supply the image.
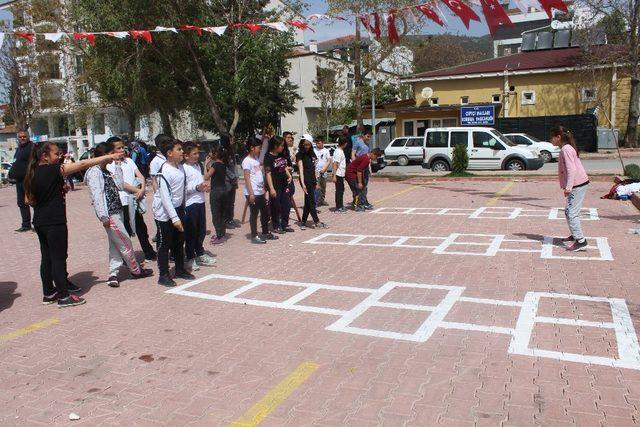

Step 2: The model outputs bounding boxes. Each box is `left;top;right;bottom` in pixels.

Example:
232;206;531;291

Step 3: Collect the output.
565;184;588;241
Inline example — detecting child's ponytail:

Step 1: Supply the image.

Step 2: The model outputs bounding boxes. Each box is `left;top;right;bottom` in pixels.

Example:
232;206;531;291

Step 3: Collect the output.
23;142;53;206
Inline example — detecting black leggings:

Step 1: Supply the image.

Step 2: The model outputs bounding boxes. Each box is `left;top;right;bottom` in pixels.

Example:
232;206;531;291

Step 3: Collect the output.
35;224;69;298
248;194;269;237
302;184;319;223
157;207;186;277
184;202;206;259
210;189;228;238
335;176;345;209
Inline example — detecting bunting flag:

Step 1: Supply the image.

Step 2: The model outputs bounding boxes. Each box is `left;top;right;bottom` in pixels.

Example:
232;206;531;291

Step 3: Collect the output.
537;0;568;18
440;0;481;28
130;30;153;43
513;0;541;14
386;11;400;43
43;32;65;42
480;0;513;35
288;20;314;32
359;14;372;33
154;26;178;33
245;23;262;33
0;33;4;50
74;32;96;46
180;25;203;36
265;22;288;32
372;13;381;39
15;32;34;43
202;26;227;36
416;4;444;26
105;31;129;39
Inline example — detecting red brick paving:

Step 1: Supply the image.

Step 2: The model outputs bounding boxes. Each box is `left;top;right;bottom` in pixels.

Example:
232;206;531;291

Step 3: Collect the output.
0;179;639;425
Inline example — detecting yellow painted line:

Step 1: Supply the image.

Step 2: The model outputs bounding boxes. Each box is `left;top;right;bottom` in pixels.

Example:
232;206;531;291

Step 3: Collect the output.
486;182;514;206
374;185;419;205
0;318;59;342
231;362;319;427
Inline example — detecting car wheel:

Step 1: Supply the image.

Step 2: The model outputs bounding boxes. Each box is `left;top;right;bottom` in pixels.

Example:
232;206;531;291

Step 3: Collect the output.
431;159;450;172
505;159;525;171
397;155;409;167
540;150;552;163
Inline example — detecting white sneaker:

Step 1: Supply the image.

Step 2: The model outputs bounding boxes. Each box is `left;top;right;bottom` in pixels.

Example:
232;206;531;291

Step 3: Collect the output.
187;258;200;272
197;254;216;267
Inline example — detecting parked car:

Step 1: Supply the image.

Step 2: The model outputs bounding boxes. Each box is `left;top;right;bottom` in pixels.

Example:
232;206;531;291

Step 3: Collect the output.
421;127;544;172
1;161;13;183
384;136;424;166
504;133;560;163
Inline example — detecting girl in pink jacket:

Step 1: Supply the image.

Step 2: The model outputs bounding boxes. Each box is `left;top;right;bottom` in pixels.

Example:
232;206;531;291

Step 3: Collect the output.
551;126;589;251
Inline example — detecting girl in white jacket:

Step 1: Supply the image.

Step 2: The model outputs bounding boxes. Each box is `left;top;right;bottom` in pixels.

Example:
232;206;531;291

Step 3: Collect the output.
85;140;153;287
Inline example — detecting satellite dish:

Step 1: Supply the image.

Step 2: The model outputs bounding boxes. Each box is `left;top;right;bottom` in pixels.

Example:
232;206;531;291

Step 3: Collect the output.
421;87;433;99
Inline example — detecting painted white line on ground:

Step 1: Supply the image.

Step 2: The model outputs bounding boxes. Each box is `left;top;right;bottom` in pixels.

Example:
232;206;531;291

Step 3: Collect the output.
371;206;599;221
305;233;614;261
168;274;640;370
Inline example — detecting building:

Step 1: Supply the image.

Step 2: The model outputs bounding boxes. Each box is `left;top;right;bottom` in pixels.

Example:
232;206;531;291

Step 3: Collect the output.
380;41;629;148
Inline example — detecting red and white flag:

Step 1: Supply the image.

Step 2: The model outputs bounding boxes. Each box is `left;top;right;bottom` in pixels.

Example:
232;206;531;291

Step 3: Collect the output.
440;0;481;29
130;30;153;43
43;32;65;42
203;26;227;36
416;4;444;26
385;11;400;43
105;31;128;39
74;32;96;46
537;0;568;18
265;22;288;32
480;0;513;35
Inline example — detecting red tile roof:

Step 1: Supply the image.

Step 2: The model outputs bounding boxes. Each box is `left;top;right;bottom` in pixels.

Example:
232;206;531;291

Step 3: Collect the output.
404;47;595;80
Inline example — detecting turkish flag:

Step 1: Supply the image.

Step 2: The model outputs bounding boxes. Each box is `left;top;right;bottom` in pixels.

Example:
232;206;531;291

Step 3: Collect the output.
180;25;203;36
245;23;262;33
416;4;444;26
386;11;400;44
15;32;34;42
130;30;153;43
480;0;514;35
289;20;314;32
537;0;568;18
372;13;381;40
74;32;96;46
440;0;481;29
359;15;372;33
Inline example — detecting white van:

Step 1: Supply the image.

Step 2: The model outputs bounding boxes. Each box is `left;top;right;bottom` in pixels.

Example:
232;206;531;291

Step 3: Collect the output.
504;133;560;163
384;136;424;166
421;127;544;171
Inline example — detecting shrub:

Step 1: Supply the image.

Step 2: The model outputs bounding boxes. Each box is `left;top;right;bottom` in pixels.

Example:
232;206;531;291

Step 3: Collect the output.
451;143;469;175
625;163;640;179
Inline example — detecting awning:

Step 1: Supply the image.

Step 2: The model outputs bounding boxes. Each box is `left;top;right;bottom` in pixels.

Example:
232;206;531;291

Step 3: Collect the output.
328;118;395;132
385;102;502;114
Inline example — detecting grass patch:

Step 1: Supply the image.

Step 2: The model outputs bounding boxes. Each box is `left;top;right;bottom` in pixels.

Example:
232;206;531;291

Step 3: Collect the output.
446;171;476;177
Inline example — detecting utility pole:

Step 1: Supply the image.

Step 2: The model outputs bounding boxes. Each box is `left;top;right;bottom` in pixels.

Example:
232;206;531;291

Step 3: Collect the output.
371;70;376;148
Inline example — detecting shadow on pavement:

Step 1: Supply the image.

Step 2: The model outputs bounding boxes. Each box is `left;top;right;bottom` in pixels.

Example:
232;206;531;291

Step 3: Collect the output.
0;282;20;313
68;271;101;294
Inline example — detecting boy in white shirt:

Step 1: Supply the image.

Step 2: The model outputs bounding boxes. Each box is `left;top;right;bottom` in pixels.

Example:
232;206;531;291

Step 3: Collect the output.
313;137;332;206
243;138;278;244
332;136;348;213
182;141;215;271
153;139;199;287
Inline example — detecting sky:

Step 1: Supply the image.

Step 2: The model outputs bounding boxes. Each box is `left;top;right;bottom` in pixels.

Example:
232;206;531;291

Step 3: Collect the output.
301;0;492;43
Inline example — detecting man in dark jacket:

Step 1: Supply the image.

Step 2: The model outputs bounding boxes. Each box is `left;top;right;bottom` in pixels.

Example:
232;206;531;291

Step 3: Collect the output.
9;131;33;231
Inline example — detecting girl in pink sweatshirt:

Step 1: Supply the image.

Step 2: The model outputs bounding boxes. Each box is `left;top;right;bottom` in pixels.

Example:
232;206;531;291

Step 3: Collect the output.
551;126;589;251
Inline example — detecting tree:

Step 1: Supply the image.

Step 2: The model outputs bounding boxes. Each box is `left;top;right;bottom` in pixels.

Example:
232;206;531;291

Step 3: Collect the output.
312;65;346;141
327;0;421;129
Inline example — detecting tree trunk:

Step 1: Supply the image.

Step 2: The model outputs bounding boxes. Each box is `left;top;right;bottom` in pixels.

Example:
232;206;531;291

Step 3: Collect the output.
126;110;137;142
625;0;640;148
159;109;173;136
186;41;230;139
353;20;364;131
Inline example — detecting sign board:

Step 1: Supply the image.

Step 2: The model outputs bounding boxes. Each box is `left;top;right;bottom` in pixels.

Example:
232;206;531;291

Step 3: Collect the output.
460;105;495;126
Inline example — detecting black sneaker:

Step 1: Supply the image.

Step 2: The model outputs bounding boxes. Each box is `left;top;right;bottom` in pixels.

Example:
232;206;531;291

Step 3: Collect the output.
315;222;328;229
131;268;154;279
567;239;588;252
284;227;295;233
365;204;374;210
15;226;31;232
107;276;120;288
175;271;196;280
252;236;267;244
225;220;238;229
263;233;279;240
273;228;286;235
144;251;157;261
560;236;575;246
58;294;86;308
67;282;82;293
42;293;58;305
158;275;177;287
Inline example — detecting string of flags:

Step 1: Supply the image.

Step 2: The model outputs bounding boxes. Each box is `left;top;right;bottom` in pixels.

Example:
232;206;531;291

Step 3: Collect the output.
1;0;569;47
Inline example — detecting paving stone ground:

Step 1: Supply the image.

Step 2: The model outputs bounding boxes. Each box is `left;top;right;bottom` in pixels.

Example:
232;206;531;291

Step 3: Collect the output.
0;178;639;426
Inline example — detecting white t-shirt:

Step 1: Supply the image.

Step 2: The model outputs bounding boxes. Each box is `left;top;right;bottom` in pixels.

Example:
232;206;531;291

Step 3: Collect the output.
333;147;346;177
152;162;185;223
242;156;265;196
107;158;138;205
314;147;331;173
184;162;205;206
149;153;166;176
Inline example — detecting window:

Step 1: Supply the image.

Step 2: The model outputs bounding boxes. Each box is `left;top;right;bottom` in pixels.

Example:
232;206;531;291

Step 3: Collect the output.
426;131;448;148
416;120;427;136
430;97;439;106
510;135;531;145
492;94;501;103
442;118;458;127
403;121;413;136
403;120;427;136
473;131;501;149
503;47;512;55
347;73;354;90
522;91;535;105
460;96;469;105
391;138;407;147
406;138;423;147
94;114;105;135
581;88;597;102
40;85;63;109
450;132;468;147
